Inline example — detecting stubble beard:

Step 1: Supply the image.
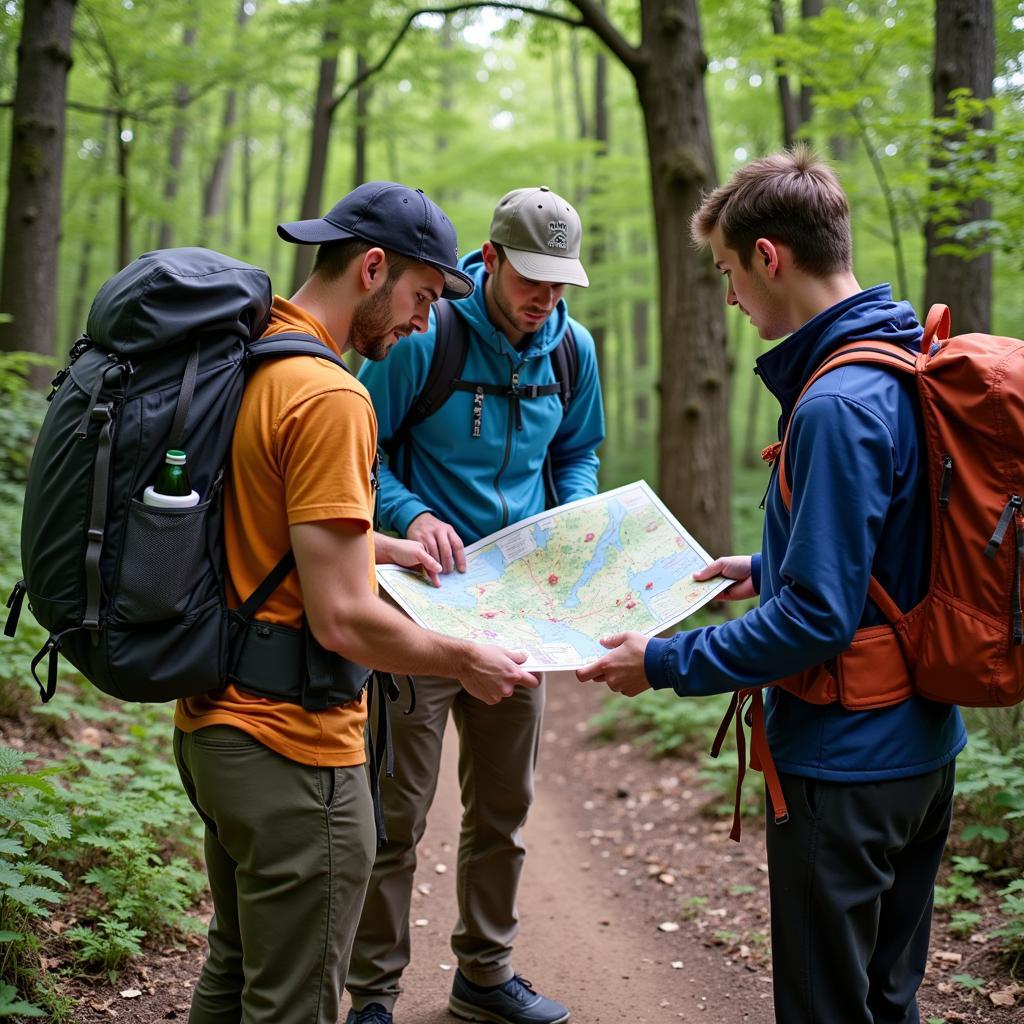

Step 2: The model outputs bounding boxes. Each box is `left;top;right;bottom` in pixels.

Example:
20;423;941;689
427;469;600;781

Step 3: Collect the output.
351;276;401;362
492;266;551;337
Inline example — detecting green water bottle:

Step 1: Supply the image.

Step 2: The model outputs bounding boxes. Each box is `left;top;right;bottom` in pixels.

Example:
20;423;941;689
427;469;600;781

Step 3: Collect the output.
143;450;200;508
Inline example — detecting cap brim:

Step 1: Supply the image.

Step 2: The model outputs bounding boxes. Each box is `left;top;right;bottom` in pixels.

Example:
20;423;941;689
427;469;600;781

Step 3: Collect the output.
428;262;474;300
503;247;589;288
278;221;473;299
279;218;365;245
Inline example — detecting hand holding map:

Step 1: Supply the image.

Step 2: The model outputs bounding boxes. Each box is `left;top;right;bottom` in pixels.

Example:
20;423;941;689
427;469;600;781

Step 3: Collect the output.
376;481;732;671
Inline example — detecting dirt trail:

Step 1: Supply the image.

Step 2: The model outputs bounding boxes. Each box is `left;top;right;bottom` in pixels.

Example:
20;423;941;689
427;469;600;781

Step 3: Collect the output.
341;680;773;1024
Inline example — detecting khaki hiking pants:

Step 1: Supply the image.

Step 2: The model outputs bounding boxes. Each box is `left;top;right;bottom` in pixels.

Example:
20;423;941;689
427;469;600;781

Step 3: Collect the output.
347;674;545;1012
174;725;376;1024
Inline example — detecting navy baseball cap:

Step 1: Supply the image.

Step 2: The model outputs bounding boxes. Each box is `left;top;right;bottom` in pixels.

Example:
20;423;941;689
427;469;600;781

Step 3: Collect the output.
278;182;473;299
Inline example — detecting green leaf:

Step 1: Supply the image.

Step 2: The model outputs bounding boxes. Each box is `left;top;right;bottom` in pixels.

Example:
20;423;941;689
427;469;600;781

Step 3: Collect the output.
951;973;986;991
0;983;45;1017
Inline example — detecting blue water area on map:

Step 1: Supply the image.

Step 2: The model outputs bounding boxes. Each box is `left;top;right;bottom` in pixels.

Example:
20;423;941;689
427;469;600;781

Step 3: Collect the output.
533;521;552;550
563;499;627;609
628;548;704;616
525;617;604;658
430;549;506;609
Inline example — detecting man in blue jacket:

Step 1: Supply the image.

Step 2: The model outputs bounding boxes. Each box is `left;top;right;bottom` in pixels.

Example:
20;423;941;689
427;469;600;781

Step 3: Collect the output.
347;186;604;1024
577;150;965;1024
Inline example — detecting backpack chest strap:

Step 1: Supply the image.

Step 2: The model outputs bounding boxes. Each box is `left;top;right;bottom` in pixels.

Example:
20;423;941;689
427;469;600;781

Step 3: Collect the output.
451;377;566;433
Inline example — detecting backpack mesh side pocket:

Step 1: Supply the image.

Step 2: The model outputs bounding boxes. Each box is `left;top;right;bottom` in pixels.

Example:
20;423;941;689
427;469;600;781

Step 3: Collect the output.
114;499;212;622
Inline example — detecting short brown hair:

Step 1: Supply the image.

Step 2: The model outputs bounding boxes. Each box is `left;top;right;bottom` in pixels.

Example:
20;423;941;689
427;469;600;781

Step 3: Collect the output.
313;238;419;282
690;146;852;276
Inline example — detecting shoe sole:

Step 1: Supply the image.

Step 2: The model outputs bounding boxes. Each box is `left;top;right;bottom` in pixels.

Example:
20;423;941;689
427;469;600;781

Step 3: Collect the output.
448;995;570;1024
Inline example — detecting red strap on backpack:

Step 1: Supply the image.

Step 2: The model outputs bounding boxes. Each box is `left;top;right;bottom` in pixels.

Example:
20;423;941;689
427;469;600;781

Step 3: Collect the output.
711;688;789;841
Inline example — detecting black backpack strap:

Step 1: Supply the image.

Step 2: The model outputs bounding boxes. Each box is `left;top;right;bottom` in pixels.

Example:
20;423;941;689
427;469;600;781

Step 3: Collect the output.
168;342;201;451
81;361;130;630
550;325;578;411
542;325;579;507
384;300;470;483
248;331;353;375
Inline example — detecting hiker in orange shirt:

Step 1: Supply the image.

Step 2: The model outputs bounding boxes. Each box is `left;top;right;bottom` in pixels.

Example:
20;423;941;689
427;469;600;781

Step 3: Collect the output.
174;183;538;1024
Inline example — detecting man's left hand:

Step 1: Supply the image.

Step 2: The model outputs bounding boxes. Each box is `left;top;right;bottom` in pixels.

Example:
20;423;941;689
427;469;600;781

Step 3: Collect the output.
377;535;443;587
576;632;652;697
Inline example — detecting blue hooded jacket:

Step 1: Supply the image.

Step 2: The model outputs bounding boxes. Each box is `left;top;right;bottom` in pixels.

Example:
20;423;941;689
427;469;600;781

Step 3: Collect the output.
644;285;966;781
360;249;605;545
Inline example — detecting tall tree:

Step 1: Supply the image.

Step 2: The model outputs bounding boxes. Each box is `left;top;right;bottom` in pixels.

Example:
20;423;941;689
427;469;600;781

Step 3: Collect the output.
201;0;253;248
291;11;342;292
0;0;77;374
769;0;800;147
157;22;197;250
572;0;731;554
923;0;994;333
328;0;731;549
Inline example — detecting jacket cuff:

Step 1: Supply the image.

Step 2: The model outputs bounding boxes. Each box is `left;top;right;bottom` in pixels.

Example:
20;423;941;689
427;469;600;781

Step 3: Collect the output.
644;637;674;690
751;553;762;595
393;498;434;538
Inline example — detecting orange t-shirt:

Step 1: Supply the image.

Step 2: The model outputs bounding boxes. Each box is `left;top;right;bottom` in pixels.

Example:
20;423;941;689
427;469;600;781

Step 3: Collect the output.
174;297;377;766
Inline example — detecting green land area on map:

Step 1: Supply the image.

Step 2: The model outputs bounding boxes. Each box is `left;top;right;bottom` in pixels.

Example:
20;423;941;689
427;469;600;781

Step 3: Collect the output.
377;481;730;670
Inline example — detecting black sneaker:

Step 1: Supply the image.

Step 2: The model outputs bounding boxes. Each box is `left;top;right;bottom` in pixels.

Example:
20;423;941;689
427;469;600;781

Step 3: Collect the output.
449;970;569;1024
345;1003;393;1024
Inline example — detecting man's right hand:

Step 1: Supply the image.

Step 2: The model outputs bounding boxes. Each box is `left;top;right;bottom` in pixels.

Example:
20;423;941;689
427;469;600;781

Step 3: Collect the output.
455;644;539;705
407;512;467;575
693;555;756;601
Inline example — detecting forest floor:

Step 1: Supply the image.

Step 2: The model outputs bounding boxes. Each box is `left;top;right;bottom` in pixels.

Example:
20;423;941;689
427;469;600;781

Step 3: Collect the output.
14;681;1021;1023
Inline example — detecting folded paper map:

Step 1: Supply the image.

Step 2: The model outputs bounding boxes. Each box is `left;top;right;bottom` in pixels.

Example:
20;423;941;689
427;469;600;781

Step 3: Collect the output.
376;480;732;670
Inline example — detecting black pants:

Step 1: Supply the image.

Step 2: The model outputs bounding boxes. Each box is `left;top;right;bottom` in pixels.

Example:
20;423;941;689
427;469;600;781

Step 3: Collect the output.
766;763;955;1024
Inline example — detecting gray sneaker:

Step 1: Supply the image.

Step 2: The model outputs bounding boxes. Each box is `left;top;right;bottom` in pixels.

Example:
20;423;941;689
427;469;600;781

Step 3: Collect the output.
346;1004;393;1024
449;970;569;1024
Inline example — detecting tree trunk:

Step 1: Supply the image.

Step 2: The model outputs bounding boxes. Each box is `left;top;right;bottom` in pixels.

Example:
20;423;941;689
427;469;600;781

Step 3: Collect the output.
589;39;609;397
432;21;453;200
353;51;370;188
631;229;650;428
0;0;77;373
201;0;251;248
115;109;131;269
157;22;196;251
636;0;731;556
240;87;253;258
769;0;799;148
923;0;994;334
269;109;289;283
69;114;113;339
799;0;822;125
551;44;569;196
291;17;342;293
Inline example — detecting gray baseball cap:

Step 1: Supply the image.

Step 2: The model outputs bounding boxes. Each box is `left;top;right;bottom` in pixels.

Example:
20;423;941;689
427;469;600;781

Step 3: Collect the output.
489;186;589;288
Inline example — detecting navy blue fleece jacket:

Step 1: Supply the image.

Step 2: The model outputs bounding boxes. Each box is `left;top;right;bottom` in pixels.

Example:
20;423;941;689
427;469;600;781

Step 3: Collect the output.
644;286;965;781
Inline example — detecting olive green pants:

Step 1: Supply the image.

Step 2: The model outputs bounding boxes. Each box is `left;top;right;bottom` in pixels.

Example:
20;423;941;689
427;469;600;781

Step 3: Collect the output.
347;674;545;1012
174;726;376;1024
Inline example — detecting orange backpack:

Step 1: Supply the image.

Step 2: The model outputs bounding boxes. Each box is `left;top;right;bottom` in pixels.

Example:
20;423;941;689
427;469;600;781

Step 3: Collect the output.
713;304;1024;840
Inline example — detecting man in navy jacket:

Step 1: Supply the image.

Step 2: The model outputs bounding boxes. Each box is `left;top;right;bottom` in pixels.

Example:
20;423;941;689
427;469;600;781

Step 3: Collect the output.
577;149;965;1024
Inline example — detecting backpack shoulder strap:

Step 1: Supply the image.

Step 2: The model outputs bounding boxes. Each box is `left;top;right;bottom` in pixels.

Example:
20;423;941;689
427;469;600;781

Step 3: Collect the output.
384;299;470;455
248;331;353;376
550;324;579;412
776;341;918;511
771;341;920;631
